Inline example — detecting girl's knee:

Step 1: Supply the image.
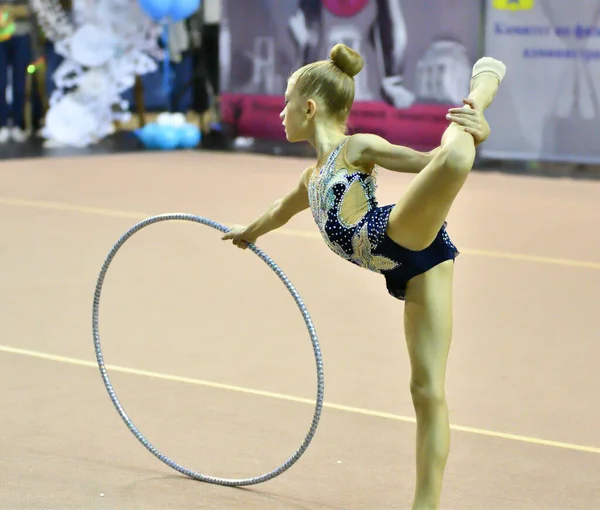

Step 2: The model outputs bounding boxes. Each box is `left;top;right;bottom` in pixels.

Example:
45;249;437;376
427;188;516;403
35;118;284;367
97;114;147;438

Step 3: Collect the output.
438;145;475;175
410;380;446;409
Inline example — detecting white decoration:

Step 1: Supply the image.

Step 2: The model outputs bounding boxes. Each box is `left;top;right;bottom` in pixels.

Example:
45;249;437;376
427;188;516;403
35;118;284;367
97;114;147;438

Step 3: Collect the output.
44;95;98;146
169;112;186;126
70;24;117;67
154;111;187;127
30;0;164;147
156;112;173;125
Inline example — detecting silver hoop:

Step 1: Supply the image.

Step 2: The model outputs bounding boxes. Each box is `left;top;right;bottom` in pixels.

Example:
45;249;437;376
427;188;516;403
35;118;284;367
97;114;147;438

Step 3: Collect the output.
92;213;324;486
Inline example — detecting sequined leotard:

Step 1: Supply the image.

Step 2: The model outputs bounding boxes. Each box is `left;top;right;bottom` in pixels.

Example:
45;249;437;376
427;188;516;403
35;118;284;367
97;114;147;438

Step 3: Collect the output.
307;138;459;300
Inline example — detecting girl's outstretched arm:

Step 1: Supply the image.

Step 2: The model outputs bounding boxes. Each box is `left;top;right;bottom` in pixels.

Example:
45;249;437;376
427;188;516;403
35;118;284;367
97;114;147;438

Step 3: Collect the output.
346;98;491;173
221;166;312;249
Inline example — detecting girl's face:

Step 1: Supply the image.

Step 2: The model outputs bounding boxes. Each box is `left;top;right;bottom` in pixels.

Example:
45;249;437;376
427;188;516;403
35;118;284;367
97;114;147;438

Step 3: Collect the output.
280;77;314;143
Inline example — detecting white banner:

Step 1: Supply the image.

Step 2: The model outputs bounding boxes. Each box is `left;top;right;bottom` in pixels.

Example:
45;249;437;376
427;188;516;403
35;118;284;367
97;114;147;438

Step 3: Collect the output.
482;0;600;164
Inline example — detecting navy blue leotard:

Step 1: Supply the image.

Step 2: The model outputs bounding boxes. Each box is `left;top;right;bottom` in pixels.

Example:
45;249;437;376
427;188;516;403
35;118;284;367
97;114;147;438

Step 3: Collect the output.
307;138;458;300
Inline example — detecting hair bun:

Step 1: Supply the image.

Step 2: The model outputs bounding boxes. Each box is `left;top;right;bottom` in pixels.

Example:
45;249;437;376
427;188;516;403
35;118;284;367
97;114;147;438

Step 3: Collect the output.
329;43;364;78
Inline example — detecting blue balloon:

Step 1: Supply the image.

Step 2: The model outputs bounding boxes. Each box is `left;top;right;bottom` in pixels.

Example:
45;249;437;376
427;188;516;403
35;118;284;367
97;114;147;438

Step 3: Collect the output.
156;125;180;150
136;122;201;151
168;0;200;21
136;122;163;149
139;0;171;21
177;123;201;148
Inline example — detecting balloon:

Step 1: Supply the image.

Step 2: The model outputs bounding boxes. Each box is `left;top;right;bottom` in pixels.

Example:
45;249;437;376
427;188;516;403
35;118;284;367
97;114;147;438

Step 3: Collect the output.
168;0;200;21
135;122;200;151
177;123;201;148
156;112;173;126
138;0;171;21
136;122;162;148
170;112;187;127
156;125;179;150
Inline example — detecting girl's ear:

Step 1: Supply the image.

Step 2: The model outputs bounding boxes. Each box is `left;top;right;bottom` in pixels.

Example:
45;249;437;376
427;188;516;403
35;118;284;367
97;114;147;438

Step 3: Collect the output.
306;99;317;119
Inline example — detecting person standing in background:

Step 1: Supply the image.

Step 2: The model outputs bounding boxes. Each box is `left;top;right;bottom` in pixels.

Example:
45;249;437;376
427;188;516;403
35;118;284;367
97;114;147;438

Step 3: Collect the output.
188;0;220;133
0;0;34;143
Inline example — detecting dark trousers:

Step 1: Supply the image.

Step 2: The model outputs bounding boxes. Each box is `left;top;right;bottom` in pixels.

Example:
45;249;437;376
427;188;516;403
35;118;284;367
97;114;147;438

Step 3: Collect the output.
192;23;220;113
0;34;32;129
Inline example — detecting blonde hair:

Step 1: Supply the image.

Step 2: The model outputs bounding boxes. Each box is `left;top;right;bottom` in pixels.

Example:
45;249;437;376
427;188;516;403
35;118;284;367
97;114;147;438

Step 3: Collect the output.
292;43;364;124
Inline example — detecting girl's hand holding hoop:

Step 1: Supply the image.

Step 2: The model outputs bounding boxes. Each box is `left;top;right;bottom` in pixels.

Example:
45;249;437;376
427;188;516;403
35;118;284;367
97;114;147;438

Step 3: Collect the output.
221;226;257;249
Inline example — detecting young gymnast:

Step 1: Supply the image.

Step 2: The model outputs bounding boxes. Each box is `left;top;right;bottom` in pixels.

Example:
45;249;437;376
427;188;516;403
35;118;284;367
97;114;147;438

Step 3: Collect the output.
222;43;506;510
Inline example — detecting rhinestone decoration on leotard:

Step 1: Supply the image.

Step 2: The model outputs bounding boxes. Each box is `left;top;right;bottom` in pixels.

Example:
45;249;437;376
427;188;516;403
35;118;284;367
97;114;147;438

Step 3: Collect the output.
307;138;458;278
92;214;324;486
308;139;399;273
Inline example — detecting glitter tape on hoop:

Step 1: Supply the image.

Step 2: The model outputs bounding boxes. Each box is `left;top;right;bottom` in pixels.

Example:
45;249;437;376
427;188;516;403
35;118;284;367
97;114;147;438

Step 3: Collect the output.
92;213;324;486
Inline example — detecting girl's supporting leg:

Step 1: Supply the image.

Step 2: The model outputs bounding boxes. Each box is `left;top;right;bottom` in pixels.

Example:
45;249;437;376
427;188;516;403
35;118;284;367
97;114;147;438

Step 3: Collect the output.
403;259;454;510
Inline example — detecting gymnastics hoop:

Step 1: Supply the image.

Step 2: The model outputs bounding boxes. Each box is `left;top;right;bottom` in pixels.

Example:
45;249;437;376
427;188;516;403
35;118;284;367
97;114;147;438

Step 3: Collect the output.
92;213;325;486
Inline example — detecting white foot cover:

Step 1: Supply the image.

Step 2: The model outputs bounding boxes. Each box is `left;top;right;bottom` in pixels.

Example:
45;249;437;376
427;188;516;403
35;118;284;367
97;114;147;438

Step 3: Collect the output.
472;57;507;84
